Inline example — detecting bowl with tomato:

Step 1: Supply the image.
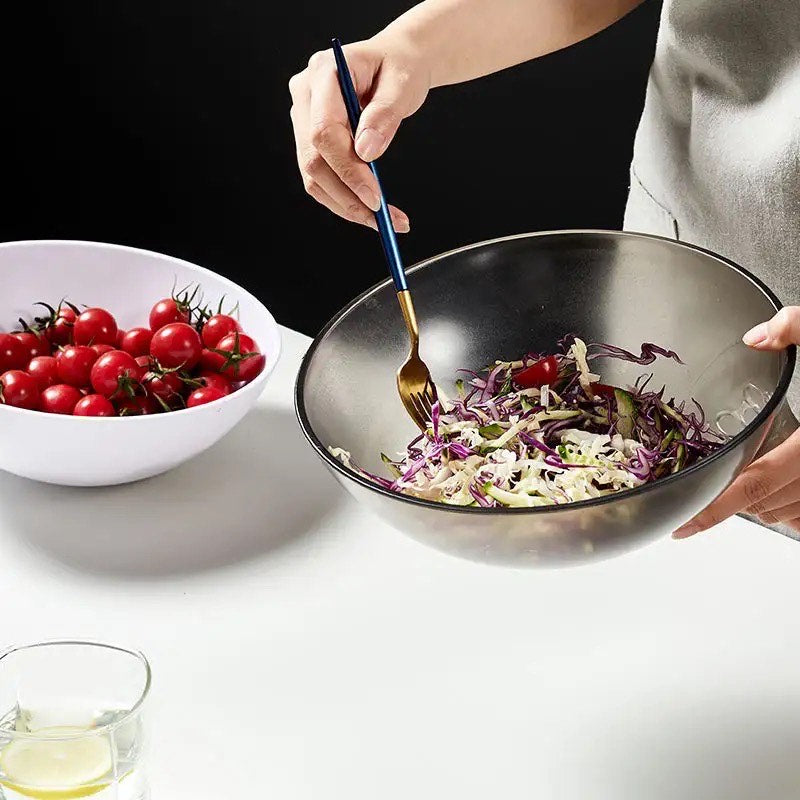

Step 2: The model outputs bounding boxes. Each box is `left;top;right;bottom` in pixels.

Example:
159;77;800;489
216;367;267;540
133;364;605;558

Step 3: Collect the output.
0;240;281;486
296;230;794;567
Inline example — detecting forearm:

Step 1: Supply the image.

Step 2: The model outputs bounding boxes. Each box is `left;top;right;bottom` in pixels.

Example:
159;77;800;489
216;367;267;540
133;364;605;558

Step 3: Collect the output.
377;0;646;87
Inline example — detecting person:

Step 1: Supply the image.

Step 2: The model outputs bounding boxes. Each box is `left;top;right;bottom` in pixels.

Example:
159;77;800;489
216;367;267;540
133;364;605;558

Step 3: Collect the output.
288;0;800;536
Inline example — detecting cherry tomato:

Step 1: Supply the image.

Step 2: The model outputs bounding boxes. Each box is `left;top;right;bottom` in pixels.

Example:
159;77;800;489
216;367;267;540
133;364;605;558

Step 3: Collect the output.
120;327;153;358
73;307;118;346
56;345;99;388
187;386;226;408
90;350;142;397
40;384;82;415
201;314;241;348
116;395;158;416
199;348;224;373
47;304;77;347
91;343;115;357
27;356;59;391
149;298;190;331
150;323;202;370
0;333;27;372
116;329;127;347
0;370;40;410
514;355;559;389
13;331;48;362
73;394;116;417
135;355;151;370
196;370;232;395
143;369;185;409
591;383;617;400
205;332;265;383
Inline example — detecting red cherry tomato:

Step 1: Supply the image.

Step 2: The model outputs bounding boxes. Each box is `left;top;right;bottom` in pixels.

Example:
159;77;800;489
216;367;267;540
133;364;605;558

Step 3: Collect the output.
143;369;185;409
0;370;40;410
116;328;127;347
0;333;27;372
196;371;232;395
40;384;82;414
91;343;115;357
591;383;617;400
57;345;99;388
13;331;49;362
27;356;59;391
135;355;151;370
90;350;142;397
149;298;190;331
204;332;265;383
73;307;118;346
187;386;226;408
514;355;559;389
201;314;241;348
199;348;224;373
121;327;153;358
149;323;202;370
73;394;116;417
116;395;158;416
47;304;78;347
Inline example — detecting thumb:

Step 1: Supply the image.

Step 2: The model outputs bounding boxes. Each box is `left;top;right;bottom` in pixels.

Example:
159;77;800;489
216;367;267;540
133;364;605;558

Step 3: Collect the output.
743;306;800;349
354;66;424;162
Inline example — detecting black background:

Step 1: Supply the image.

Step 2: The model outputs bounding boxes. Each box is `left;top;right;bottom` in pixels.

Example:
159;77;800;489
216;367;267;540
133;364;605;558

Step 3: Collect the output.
0;1;661;335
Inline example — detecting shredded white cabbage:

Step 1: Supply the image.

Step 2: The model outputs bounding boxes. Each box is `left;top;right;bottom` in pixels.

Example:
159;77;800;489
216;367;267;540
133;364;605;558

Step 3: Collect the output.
329;337;725;508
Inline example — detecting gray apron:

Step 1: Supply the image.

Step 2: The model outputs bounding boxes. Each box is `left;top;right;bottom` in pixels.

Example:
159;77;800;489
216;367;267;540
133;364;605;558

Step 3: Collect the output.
625;0;800;400
624;0;800;535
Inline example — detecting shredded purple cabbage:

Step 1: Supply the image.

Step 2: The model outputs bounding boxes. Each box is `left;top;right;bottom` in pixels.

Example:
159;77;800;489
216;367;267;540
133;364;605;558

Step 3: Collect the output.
331;337;728;508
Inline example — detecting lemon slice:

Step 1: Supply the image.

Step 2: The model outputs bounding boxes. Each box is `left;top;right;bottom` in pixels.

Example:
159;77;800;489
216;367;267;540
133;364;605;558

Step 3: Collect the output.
0;727;112;799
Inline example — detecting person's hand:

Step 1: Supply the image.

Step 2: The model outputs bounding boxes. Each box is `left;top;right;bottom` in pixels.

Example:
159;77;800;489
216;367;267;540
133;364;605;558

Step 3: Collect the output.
289;34;430;232
674;307;800;538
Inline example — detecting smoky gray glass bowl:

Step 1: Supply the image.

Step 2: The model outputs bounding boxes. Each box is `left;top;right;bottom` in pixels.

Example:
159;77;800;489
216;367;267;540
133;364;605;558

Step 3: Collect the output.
296;231;795;567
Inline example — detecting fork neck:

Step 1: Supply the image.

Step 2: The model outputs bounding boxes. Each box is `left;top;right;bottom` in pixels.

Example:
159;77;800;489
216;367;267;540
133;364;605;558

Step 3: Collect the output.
396;290;420;353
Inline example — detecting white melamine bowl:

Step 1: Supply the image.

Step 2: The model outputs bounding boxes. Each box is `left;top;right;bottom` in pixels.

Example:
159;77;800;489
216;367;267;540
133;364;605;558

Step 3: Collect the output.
0;240;281;486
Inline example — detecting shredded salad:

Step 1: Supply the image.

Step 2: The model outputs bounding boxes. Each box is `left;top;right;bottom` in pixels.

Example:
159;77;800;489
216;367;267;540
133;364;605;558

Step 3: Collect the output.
330;336;728;508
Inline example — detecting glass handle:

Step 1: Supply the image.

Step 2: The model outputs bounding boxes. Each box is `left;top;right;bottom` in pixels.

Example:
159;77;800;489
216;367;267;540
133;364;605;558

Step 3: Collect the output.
754;398;798;457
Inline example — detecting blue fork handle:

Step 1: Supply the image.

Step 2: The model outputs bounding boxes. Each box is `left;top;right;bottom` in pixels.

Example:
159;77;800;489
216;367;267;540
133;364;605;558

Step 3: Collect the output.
331;38;407;293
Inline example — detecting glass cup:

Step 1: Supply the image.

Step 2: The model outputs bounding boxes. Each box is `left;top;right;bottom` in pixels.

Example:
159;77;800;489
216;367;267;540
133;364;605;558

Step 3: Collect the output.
0;641;151;800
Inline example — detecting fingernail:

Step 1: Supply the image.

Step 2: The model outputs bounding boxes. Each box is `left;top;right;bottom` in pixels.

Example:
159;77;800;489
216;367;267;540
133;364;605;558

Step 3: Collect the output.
672;524;701;540
743;322;769;346
395;217;410;234
355;128;385;162
357;184;381;213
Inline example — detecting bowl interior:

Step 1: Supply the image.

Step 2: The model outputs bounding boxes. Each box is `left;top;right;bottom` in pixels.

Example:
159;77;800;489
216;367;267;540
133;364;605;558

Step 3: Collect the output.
302;231;789;478
0;240;280;374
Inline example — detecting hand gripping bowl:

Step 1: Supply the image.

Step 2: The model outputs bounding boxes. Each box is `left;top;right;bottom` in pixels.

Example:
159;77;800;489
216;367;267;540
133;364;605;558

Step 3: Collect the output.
296;231;796;567
0;240;281;487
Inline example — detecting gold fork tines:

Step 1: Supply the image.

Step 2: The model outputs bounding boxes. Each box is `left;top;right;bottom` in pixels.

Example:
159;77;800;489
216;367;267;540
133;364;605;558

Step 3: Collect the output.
396;290;438;431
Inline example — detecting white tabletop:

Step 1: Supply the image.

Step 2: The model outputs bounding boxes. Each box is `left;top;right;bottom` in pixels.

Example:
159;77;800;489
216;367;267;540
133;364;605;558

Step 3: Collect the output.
1;326;799;800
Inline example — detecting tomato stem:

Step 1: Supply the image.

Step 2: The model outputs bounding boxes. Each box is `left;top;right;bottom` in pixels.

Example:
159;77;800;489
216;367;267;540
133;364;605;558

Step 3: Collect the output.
209;332;258;376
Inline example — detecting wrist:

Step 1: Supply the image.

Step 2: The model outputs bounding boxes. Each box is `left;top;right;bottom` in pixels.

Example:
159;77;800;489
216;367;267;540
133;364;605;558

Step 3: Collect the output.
370;26;434;92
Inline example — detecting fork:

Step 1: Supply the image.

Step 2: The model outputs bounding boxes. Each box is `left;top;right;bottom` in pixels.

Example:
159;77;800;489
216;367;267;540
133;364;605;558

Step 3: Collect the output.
331;37;437;430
